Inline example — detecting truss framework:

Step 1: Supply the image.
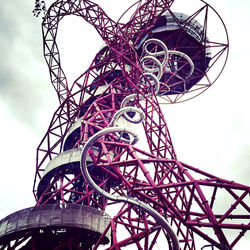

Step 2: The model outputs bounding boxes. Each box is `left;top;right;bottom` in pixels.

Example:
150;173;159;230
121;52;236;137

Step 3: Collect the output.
2;0;247;249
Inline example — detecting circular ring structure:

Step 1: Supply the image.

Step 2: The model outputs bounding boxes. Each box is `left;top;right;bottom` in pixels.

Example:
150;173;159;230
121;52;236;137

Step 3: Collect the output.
140;55;164;79
139;72;160;95
110;106;145;125
0;204;111;248
168;50;195;78
134;3;229;103
142;38;169;67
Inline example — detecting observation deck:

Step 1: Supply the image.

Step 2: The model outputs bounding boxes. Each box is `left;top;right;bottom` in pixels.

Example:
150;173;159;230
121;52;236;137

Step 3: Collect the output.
136;12;211;95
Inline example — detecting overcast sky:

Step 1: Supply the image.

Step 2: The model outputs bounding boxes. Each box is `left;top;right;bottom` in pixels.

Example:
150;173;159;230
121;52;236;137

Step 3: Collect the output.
0;0;249;249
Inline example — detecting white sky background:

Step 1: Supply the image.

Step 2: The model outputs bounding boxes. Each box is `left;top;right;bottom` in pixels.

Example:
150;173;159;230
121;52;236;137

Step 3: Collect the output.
0;0;249;249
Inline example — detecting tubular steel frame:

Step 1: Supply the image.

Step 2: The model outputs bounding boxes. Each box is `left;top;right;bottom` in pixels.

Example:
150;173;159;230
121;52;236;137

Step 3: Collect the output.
1;0;248;249
31;0;250;249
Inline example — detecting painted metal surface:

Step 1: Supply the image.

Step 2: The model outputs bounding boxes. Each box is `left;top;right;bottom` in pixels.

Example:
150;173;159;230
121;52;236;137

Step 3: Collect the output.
1;0;249;249
32;0;247;249
0;204;111;248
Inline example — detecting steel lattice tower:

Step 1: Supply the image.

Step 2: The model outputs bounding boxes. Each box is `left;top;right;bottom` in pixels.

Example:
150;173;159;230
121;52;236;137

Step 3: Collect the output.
0;0;249;249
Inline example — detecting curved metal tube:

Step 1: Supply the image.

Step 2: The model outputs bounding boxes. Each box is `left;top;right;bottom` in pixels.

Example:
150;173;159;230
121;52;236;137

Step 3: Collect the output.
109;107;145;144
80;127;180;250
109;107;145;125
140;55;164;79
142;38;169;67
169;50;195;78
139;72;160;94
141;38;195;83
80;37;184;249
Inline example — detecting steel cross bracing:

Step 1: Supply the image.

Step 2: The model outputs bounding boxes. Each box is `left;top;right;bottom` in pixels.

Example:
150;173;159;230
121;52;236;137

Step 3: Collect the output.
30;0;250;249
42;0;174;104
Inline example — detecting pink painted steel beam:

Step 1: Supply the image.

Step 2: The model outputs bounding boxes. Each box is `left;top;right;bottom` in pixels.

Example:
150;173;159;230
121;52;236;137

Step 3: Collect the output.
26;0;250;249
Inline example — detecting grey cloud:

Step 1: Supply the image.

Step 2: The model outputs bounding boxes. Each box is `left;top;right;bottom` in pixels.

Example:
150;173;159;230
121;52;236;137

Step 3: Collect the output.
227;144;250;186
0;0;57;132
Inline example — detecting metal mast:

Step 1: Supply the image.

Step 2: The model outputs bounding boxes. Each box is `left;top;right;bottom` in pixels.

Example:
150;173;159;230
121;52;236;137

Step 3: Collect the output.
0;0;249;249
